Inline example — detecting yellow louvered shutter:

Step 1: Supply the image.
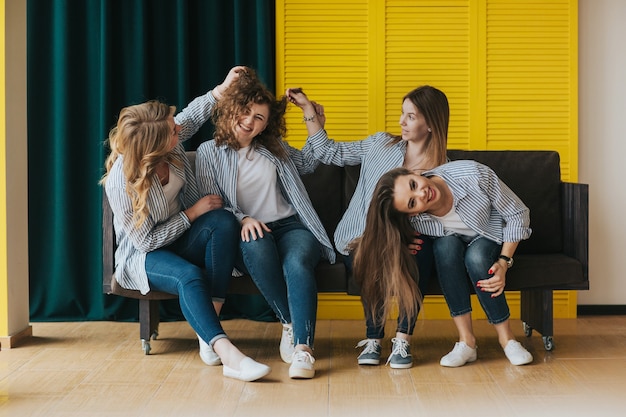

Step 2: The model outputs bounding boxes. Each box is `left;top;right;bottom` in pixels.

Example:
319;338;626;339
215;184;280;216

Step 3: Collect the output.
277;0;372;149
384;0;472;150
484;0;578;180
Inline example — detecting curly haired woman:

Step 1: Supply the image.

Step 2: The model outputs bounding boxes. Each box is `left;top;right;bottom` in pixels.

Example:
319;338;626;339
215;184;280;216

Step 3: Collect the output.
196;68;335;379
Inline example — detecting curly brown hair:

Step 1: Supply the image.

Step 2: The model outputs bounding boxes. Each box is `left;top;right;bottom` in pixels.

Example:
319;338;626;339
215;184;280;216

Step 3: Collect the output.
211;67;289;160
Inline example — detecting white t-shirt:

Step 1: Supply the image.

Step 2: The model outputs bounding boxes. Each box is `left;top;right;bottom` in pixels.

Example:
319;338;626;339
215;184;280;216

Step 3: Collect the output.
432;206;477;238
236;146;296;223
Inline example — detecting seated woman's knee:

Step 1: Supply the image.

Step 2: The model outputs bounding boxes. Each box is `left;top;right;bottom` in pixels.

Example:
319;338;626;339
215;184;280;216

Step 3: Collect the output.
195;209;238;232
176;264;205;287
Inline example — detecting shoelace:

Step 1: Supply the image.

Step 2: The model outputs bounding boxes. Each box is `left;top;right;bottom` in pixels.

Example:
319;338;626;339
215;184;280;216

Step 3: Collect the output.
355;339;380;355
293;350;315;364
386;338;410;365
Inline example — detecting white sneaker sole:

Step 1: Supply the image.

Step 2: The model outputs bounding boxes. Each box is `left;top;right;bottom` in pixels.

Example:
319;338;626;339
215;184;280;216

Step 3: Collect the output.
289;367;315;379
389;361;413;369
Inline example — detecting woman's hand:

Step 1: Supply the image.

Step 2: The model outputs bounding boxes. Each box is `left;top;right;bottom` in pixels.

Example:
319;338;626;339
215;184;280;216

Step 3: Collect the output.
286;88;326;128
240;216;271;242
184;194;224;222
310;101;326;127
408;233;423;255
286;87;311;108
477;261;508;298
213;65;247;99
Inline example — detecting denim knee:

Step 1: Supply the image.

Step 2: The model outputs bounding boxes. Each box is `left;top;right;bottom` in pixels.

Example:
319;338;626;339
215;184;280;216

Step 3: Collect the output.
464;238;500;280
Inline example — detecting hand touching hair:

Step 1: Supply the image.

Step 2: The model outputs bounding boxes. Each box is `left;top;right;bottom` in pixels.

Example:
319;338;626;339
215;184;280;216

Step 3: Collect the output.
351;167;422;328
211;67;289;160
101;101;176;227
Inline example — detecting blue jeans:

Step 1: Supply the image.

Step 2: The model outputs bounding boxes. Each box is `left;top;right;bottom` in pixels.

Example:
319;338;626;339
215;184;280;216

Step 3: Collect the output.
237;215;320;348
346;236;434;339
433;235;510;324
145;209;239;346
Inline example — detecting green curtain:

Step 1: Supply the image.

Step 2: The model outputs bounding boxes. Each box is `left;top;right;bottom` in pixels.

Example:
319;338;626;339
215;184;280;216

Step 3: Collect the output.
27;0;276;321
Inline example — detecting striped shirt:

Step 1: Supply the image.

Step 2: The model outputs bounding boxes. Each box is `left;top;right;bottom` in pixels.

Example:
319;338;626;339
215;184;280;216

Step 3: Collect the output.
412;160;532;244
195;138;336;263
306;129;408;255
104;91;217;294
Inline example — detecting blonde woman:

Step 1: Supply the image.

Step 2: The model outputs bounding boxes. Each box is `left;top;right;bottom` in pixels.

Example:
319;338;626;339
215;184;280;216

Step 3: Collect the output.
101;67;270;382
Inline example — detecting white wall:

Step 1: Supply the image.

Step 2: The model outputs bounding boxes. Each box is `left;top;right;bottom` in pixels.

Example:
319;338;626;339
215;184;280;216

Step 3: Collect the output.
578;0;626;305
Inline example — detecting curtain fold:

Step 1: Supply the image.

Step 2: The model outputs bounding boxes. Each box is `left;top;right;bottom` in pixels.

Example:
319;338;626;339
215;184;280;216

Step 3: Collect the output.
27;0;276;321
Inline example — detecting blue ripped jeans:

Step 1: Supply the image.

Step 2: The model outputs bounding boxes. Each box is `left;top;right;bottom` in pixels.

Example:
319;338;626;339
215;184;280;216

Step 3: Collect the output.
433;235;510;324
237;215;320;348
346;235;434;339
145;209;239;346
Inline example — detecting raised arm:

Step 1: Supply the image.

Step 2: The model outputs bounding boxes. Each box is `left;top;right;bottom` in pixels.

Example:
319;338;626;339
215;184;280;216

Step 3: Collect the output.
175;65;247;142
286;87;325;136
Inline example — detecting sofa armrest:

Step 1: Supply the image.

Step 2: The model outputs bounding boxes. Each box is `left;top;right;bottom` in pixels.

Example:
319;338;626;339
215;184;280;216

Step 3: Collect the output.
560;182;589;288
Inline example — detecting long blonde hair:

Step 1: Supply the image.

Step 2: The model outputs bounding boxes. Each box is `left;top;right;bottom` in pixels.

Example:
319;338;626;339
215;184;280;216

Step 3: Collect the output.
389;85;449;169
101;101;176;228
352;167;422;328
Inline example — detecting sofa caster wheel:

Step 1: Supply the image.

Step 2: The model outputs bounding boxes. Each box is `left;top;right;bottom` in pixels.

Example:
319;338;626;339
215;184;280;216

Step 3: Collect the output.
141;339;152;355
543;336;554;351
523;322;533;337
151;330;159;340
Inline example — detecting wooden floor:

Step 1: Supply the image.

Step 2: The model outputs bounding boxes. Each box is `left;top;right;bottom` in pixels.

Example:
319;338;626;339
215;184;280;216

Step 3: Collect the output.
1;316;625;417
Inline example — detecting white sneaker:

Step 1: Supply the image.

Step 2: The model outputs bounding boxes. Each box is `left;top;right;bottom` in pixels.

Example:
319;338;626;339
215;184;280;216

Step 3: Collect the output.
440;342;477;367
504;340;533;365
197;334;221;366
289;350;315;379
280;324;295;363
223;357;271;382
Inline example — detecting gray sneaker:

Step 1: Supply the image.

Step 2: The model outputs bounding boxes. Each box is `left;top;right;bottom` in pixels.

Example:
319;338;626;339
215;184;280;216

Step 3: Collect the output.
356;339;382;365
386;338;413;369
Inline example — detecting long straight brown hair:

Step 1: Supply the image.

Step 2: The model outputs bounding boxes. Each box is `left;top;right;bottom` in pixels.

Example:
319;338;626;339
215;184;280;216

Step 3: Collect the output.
351;167;422;328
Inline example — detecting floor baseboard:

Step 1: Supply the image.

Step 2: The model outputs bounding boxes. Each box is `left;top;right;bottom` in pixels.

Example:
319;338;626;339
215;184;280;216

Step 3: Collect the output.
578;305;626;315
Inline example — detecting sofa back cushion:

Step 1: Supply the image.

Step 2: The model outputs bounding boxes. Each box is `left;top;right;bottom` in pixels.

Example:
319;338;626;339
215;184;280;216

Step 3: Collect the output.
301;164;345;243
447;150;562;254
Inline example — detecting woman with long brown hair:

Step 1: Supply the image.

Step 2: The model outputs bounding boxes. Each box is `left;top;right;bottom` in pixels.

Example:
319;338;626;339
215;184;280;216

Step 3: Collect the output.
356;163;534;367
287;86;449;368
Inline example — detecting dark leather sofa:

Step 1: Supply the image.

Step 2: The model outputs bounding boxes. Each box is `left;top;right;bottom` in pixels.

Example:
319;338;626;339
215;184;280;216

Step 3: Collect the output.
104;150;588;353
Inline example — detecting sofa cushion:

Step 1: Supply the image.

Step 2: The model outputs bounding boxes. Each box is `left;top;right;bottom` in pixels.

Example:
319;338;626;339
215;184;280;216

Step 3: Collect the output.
447;150;562;254
301;163;344;247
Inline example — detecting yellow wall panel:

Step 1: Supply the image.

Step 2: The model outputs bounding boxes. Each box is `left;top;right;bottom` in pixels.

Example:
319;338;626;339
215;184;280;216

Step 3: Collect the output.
485;0;578;180
385;0;472;150
277;0;372;149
